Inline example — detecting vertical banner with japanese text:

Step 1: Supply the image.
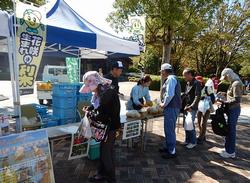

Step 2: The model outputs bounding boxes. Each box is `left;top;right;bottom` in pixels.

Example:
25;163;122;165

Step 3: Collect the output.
66;57;80;83
124;16;146;52
16;1;46;95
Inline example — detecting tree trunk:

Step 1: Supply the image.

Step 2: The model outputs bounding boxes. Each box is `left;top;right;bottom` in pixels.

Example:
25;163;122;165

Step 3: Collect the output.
162;26;173;64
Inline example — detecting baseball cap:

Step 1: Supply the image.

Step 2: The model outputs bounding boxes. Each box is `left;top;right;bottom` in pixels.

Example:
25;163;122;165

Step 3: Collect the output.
112;61;124;69
195;76;205;84
220;68;233;81
160;63;172;71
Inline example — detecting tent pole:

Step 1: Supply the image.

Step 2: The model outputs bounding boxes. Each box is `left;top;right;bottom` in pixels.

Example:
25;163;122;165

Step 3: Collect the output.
7;37;17;108
12;0;22;132
78;49;81;82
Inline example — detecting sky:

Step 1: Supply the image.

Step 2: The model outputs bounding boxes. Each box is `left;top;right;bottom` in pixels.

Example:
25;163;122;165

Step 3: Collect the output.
47;0;120;37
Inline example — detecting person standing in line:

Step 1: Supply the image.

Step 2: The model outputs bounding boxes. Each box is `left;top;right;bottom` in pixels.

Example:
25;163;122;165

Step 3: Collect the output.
218;68;243;158
159;63;182;159
195;76;215;144
182;68;201;149
206;74;217;94
80;71;120;183
104;61;124;95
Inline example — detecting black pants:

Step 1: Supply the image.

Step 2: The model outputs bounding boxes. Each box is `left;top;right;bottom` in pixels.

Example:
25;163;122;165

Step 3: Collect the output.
98;131;116;183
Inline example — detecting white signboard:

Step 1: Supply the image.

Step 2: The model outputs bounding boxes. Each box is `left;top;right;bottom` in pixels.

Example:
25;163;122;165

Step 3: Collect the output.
122;120;141;140
68;133;89;160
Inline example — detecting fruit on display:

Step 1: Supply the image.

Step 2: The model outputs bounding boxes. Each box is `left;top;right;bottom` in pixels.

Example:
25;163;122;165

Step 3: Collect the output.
37;82;52;90
126;110;141;118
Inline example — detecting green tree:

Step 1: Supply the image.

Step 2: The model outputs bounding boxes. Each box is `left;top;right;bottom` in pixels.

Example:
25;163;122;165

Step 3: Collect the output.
239;44;250;77
107;0;220;64
144;45;161;75
184;1;250;76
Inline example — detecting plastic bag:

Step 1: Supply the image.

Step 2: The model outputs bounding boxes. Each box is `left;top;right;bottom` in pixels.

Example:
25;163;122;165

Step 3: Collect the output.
184;112;194;131
78;116;92;139
198;98;210;114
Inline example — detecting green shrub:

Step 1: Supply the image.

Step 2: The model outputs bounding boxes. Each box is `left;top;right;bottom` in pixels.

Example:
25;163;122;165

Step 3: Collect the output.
149;75;161;91
127;67;140;73
148;75;187;92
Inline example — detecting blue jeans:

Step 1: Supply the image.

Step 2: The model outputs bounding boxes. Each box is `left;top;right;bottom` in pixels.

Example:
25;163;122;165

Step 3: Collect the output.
185;110;197;144
225;107;241;154
163;108;180;154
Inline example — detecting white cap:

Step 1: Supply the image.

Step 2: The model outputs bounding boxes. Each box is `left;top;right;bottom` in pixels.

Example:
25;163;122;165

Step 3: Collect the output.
160;63;172;71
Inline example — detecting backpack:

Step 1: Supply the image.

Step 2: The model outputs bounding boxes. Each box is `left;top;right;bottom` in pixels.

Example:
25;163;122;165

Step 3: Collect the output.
211;105;229;136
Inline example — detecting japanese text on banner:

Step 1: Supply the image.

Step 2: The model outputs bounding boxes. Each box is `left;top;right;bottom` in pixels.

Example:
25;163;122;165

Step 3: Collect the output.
16;1;46;95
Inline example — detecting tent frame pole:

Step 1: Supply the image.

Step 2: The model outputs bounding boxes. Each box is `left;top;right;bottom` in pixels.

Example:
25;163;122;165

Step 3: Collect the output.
12;0;22;132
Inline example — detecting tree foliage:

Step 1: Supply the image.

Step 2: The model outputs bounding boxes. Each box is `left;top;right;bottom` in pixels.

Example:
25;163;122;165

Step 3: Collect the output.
107;0;221;64
0;0;45;11
184;1;250;76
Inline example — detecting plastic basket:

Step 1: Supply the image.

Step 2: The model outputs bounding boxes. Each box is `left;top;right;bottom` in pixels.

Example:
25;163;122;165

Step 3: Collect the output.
52;95;77;109
41;114;59;128
53;107;77;119
32;104;48;116
88;140;100;160
52;83;78;97
78;93;92;102
59;118;76;125
42;120;59;128
76;83;84;94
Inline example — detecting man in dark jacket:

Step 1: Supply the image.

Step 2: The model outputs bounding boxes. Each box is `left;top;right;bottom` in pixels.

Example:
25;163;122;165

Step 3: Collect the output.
183;68;201;149
104;61;124;95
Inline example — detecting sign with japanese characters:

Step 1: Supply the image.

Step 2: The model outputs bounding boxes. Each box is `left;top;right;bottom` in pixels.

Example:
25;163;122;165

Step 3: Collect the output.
122;120;141;140
68;133;89;160
65;57;80;83
16;1;46;95
0;130;55;183
124;16;146;52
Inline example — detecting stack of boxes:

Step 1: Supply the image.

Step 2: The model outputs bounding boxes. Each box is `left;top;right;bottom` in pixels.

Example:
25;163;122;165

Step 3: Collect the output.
32;104;59;128
52;83;78;125
76;83;93;103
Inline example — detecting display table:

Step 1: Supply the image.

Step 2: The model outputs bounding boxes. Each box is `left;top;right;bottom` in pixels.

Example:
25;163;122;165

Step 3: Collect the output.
46;100;167;156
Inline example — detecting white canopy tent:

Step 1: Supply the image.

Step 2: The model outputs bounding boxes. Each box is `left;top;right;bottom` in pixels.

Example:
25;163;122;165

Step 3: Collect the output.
45;0;140;57
0;0;140;132
0;11;22;131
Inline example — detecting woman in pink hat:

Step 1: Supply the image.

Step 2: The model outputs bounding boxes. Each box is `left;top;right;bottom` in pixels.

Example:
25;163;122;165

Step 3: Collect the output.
79;71;120;183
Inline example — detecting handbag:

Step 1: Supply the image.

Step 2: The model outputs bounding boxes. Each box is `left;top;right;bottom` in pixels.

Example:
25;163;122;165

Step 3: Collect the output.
87;111;109;142
198;98;210;114
184;112;194;131
77;115;92;139
211;105;229;136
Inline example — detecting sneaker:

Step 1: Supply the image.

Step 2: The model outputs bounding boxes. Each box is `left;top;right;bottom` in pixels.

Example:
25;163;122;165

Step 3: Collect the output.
186;143;197;149
182;142;189;146
219;151;236;159
161;153;177;159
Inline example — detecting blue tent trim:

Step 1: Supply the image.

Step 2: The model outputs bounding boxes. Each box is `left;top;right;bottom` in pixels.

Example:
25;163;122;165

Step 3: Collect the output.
46;0;60;17
46;26;96;48
46;0;97;49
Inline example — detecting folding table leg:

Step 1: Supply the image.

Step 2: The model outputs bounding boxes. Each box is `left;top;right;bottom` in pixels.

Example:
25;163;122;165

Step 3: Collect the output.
140;120;144;153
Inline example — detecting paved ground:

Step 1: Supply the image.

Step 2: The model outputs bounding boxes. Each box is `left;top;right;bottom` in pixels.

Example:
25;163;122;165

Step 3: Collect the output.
52;120;250;183
0;81;250;182
52;82;250;183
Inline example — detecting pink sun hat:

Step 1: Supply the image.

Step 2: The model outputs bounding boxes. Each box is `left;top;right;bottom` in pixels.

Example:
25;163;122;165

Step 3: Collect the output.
79;71;112;93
